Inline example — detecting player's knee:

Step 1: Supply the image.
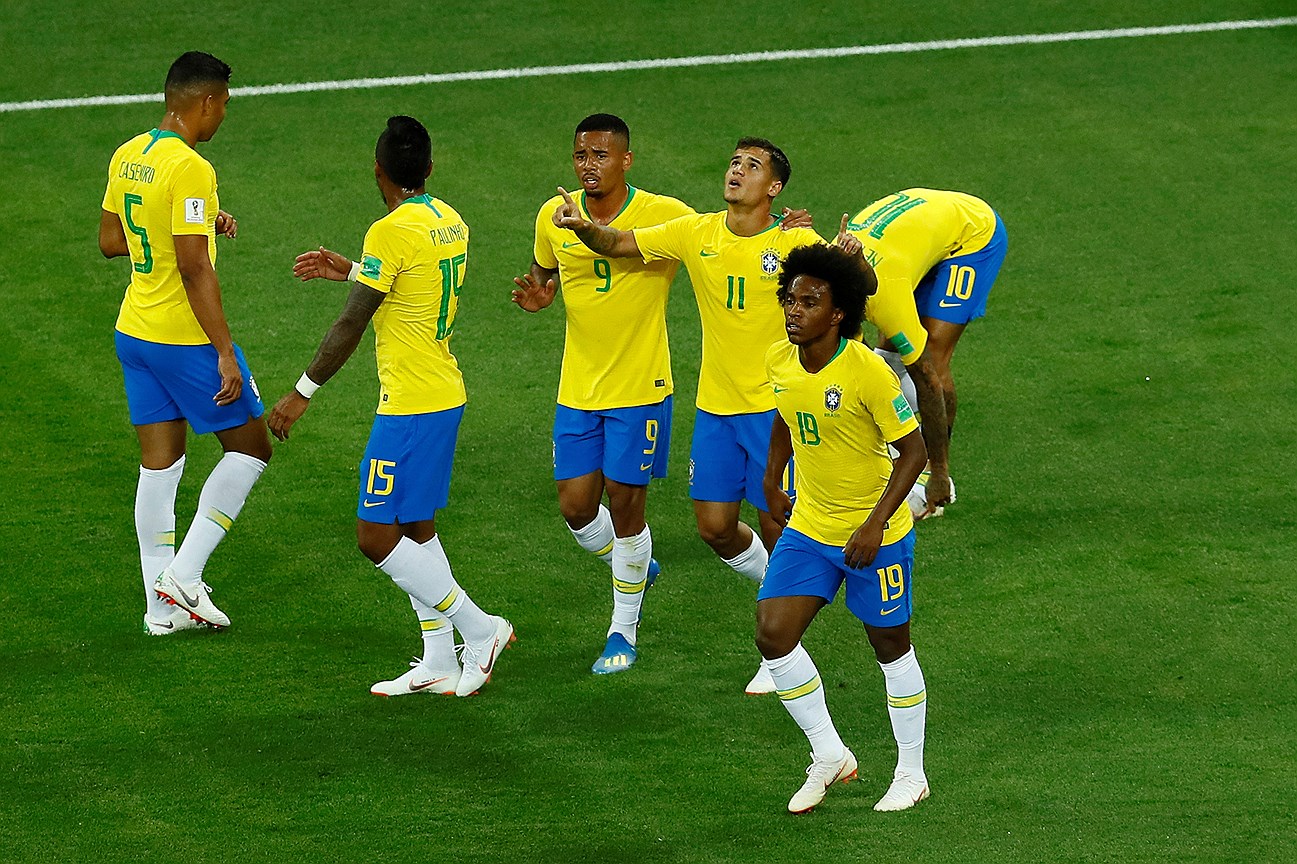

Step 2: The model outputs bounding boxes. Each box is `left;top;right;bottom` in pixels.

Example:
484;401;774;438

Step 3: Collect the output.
755;620;795;661
559;499;600;531
355;526;397;565
695;517;736;550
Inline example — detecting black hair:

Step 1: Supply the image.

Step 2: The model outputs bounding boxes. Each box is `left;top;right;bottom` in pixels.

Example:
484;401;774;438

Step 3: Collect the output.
575;113;631;149
376;116;433;190
775;244;877;339
164;52;231;103
735;136;791;186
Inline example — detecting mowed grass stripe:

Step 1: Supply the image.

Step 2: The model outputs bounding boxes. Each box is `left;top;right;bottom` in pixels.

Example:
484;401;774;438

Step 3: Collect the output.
3;16;1295;113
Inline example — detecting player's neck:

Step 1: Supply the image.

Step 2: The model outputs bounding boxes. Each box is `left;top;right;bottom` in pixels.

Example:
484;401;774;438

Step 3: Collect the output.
797;334;843;374
384;185;426;212
583;184;629;225
158;112;199;148
724;202;776;237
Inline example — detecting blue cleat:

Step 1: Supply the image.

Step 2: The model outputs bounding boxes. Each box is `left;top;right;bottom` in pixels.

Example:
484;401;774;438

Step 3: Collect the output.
592;632;637;674
646;558;660;590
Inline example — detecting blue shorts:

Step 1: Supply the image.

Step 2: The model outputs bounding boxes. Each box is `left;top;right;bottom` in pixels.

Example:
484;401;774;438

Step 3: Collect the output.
689;408;793;512
357;406;464;523
115;330;264;434
758;527;916;627
914;212;1008;324
553;396;672;485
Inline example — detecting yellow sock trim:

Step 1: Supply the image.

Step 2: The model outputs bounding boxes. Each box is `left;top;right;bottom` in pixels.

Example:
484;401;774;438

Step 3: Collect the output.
776;675;822;701
433;587;459;613
887;689;927;709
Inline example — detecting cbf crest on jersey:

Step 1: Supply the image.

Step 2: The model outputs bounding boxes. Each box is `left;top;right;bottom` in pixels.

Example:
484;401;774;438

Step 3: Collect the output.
760;249;781;275
824;385;843;414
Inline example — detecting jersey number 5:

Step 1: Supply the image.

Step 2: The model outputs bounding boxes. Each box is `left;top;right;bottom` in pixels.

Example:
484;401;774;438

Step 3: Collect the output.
122;193;154;274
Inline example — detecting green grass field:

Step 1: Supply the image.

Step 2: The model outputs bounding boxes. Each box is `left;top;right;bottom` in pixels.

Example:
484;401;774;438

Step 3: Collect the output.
2;2;1295;861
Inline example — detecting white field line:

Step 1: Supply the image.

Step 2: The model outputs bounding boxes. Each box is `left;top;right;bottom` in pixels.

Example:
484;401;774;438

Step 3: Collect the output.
3;17;1294;113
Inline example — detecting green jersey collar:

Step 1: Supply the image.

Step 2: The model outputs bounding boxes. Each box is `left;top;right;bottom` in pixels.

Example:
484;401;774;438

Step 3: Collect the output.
580;184;637;223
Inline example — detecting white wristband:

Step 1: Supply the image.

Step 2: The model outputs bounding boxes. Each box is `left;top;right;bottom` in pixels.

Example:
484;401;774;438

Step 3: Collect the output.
347;260;361;282
295;373;321;399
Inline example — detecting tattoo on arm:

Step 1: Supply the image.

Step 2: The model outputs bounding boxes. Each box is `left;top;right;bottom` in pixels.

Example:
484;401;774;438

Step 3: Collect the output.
305;283;385;385
577;223;632;257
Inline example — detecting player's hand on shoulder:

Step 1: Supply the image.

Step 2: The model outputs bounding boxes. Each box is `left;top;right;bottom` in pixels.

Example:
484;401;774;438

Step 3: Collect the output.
215;210;238;239
267;391;310;442
844;520;884;569
511;272;557;312
552;186;588;231
213;351;243;407
780;207;813;230
294;246;353;282
832;213;862;256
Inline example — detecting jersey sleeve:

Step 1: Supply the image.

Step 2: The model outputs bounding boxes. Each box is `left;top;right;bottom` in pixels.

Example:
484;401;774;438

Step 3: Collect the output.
532;200;560;270
169;157;216;237
633;214;696;264
861;356;920;443
356;221;401;294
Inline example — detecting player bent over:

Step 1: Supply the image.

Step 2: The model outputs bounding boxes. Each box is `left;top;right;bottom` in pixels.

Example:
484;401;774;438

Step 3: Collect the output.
268;116;512;698
757;244;930;813
99;51;271;635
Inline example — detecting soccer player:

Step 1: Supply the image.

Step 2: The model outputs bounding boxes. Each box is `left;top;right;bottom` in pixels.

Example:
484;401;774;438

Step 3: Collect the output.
845;189;1008;517
552;138;858;692
267;116;513;698
757;243;930;814
511;114;692;675
99;51;271;635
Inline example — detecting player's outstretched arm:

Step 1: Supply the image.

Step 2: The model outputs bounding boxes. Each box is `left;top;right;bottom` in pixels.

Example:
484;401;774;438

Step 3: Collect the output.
293;246;355;282
763;413;795;528
98;210;128;258
268;283;385;441
511;262;558;312
905;351;953;515
844;427;926;568
175;233;241;406
552;186;641;258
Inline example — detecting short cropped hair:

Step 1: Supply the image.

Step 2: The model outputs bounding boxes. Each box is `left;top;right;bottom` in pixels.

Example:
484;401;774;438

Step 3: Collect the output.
575;113;631;149
164;51;231;103
775;244;877;339
376;116;433;190
735;136;791;186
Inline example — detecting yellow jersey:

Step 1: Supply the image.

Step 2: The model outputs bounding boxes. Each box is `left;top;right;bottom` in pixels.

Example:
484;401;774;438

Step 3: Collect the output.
846;188;997;363
533;186;693;409
103;129;220;345
634;212;824;415
355;194;468;416
766;338;919;547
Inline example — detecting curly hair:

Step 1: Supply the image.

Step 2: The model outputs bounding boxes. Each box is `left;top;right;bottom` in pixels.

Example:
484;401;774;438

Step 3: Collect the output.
775;244;877;339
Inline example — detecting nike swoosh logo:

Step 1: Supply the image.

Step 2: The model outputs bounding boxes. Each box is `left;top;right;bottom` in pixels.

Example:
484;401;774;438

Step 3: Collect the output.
478;640;500;674
640;462;653;471
362;500;386;508
152;619;175;630
773;386;789;393
178;584;202;607
881;605;901;616
562;241;583;248
938;300;961;308
699;251;718;257
409;676;450;692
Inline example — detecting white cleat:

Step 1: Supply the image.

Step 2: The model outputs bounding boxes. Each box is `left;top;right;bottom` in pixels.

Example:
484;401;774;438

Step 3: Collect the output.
744;661;777;695
788;748;858;813
873;770;930;812
370;659;461;697
143;607;204;636
154;568;230;629
455;616;515;697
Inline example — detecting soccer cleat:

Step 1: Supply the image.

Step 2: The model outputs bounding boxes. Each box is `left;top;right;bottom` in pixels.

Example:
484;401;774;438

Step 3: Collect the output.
454;616;515;697
873;771;930;812
591;632;637;674
788;748;858;814
371;659;461;697
143;607;204;636
154;568;230;629
646;558;660;590
744;661;777;695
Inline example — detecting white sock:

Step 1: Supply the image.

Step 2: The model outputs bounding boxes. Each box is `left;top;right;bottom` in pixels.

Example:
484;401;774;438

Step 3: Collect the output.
136;456;185;618
170;452;266;587
722;525;768;583
608;524;652;645
880;646;927;779
768;643;845;762
875;348;918;420
570;505;615;565
377;536;493;644
410;537;457;669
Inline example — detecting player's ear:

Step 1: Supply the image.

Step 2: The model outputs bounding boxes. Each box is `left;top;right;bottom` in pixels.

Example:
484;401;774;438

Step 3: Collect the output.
623;150;634;171
424;161;433;180
768;179;784;199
